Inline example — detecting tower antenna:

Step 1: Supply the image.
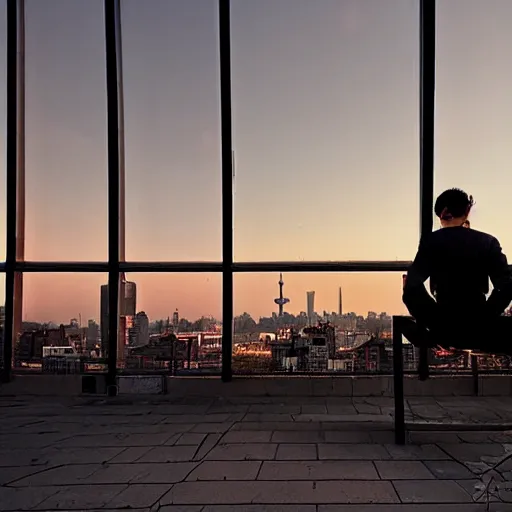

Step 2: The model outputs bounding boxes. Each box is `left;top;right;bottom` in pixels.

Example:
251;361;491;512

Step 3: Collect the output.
274;273;290;316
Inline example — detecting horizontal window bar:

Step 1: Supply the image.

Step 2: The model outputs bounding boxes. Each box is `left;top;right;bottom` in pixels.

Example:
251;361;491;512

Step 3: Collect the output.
8;260;412;273
14;262;110;272
8;260;512;273
120;262;223;272
12;262;222;272
232;261;412;272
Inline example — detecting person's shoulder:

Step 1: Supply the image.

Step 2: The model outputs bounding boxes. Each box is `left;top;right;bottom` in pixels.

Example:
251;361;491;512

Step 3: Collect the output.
429;227;497;245
468;228;498;243
465;228;503;250
425;228;445;242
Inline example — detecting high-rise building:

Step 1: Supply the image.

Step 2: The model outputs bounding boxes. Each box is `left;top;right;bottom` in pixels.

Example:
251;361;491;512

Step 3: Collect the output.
120;280;136;316
87;319;99;350
306;291;315;325
100;280;137;357
120;280;136;359
129;311;149;347
100;284;109;356
172;309;179;330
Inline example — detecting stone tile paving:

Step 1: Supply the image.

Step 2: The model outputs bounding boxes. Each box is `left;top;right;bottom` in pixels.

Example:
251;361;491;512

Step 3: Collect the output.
4;395;512;510
407;397;512;428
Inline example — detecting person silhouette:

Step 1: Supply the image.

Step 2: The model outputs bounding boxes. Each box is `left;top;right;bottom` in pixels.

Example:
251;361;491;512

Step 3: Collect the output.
402;188;512;350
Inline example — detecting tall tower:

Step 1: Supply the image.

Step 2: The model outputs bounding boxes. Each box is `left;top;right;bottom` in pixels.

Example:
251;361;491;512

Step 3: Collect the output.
338;287;342;316
273;273;290;316
306;291;315;325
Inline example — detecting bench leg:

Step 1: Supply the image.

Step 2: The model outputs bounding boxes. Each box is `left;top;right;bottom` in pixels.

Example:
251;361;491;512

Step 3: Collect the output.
471;353;479;396
393;318;406;445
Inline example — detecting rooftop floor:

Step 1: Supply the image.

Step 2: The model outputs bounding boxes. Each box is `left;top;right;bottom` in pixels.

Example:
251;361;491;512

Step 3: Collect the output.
3;395;512;510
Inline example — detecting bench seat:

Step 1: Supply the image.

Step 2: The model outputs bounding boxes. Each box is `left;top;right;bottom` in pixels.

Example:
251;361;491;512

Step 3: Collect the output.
392;314;512;444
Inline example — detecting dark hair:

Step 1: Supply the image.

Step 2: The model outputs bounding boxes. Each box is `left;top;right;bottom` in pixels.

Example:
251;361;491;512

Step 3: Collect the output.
434;188;474;219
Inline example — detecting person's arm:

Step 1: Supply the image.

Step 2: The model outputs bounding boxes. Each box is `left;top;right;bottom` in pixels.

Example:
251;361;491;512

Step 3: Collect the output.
404;237;431;292
403;236;436;319
486;237;512;315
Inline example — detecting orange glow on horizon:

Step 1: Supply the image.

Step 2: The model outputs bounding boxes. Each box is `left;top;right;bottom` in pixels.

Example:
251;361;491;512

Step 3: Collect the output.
13;272;408;325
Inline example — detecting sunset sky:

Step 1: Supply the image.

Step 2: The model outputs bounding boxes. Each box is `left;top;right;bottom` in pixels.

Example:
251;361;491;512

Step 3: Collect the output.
0;0;511;322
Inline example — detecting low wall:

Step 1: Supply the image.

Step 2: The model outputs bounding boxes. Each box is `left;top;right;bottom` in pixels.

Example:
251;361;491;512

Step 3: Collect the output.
165;375;512;398
1;374;511;398
0;374;83;396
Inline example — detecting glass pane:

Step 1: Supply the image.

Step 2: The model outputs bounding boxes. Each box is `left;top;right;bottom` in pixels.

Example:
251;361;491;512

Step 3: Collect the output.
25;0;107;261
435;0;512;255
14;272;106;373
233;272;408;374
122;1;221;261
0;3;6;262
232;0;419;262
121;273;222;373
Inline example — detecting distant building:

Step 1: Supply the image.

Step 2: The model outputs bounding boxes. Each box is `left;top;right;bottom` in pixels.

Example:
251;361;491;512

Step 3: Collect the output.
16;326;67;362
100;284;109;356
100;280;137;357
120;281;136;317
306;291;315;325
87;320;99;350
64;320;83;352
129;311;150;347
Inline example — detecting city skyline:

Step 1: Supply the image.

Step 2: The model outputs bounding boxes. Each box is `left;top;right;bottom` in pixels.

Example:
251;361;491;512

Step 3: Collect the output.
0;1;511;320
0;272;408;325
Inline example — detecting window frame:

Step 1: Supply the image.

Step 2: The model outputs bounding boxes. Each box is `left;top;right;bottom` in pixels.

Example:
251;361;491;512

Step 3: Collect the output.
0;0;436;385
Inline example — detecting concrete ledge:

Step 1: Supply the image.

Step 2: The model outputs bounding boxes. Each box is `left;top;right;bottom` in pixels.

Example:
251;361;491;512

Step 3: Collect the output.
404;376;473;397
479;374;512;396
166;375;512;398
0;374;83;396
117;375;167;395
1;374;511;398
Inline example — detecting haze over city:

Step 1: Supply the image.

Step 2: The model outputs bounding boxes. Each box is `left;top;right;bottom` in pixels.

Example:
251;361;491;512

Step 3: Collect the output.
0;0;511;322
13;272;406;325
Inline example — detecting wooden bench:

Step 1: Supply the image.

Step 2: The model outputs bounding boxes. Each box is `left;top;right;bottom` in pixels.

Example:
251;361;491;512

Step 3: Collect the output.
392;314;512;445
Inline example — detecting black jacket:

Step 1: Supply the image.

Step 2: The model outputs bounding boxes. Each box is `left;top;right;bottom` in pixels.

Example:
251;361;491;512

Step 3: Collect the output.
404;226;512;317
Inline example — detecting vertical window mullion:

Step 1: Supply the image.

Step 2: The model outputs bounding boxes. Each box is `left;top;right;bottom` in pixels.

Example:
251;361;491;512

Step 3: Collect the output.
2;0;20;382
104;0;120;392
219;0;233;382
418;0;436;374
419;0;436;237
